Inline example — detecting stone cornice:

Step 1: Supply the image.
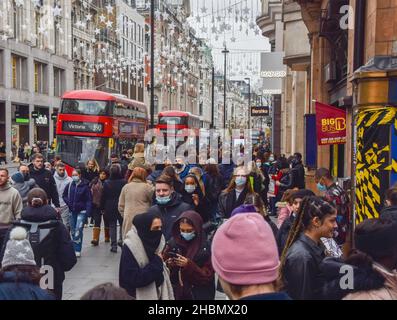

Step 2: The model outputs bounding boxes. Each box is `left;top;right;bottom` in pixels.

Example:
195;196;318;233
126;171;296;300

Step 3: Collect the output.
256;1;283;39
283;54;311;71
292;0;322;33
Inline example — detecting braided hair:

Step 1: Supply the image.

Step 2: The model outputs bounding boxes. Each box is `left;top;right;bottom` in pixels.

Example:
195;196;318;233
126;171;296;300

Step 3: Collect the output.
279;196;336;278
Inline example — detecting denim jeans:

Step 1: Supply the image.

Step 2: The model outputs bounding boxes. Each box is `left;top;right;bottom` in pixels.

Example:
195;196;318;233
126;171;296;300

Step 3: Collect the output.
70;211;87;253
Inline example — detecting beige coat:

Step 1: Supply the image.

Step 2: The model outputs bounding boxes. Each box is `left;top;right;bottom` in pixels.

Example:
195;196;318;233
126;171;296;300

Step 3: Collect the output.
343;263;397;300
128;153;150;171
118;179;154;239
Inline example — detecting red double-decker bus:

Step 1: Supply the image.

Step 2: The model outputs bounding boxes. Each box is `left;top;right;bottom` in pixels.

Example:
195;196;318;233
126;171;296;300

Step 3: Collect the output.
157;110;200;142
56;90;148;170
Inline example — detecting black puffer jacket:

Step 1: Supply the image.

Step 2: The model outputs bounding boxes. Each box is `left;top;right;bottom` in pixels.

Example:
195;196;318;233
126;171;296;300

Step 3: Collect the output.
282;233;327;300
28;164;60;207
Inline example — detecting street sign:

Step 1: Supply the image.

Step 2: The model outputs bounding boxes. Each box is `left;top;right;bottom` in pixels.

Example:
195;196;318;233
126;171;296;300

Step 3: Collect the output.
251;106;270;117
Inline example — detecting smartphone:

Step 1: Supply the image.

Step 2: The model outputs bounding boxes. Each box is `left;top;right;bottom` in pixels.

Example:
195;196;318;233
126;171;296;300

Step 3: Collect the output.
168;252;178;259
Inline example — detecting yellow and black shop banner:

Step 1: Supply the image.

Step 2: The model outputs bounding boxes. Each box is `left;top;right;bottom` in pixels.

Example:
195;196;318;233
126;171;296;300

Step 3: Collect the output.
355;107;397;223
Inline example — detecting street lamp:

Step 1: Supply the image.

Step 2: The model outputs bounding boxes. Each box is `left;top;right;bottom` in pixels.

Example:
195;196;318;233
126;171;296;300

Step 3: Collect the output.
244;77;251;129
222;47;229;129
150;0;155;128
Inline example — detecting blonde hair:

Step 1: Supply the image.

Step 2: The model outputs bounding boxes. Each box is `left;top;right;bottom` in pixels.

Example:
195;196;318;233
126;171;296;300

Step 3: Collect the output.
134;143;145;154
86;159;100;172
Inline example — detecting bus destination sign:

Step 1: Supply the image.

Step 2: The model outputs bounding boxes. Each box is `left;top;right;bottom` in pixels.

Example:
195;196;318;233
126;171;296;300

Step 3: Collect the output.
62;121;104;133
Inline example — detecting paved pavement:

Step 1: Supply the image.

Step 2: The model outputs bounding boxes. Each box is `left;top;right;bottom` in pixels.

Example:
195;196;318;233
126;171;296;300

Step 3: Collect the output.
63;227;121;300
63;227;227;300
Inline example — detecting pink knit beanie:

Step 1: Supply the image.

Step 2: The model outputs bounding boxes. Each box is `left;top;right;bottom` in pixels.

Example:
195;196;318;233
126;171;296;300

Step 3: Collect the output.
212;213;280;285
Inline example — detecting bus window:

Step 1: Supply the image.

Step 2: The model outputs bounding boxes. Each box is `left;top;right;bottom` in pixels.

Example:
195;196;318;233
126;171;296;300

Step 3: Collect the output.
62;99;111;116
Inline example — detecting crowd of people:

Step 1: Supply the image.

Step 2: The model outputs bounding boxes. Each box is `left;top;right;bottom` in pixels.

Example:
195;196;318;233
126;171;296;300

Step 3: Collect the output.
0;141;396;301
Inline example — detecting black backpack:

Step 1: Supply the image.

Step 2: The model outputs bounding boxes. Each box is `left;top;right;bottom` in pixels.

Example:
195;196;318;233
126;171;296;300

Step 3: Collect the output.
13;220;59;267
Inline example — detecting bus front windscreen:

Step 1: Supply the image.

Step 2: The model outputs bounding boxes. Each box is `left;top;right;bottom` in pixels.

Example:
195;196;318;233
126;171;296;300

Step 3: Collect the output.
158;116;187;125
61;99;111;116
56;136;109;169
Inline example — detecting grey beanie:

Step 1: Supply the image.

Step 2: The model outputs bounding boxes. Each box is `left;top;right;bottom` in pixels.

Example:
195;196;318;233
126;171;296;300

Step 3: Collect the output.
2;227;36;269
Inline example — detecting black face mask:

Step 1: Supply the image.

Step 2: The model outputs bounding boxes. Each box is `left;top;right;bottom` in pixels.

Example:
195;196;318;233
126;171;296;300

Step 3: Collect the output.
23;173;30;181
175;164;183;170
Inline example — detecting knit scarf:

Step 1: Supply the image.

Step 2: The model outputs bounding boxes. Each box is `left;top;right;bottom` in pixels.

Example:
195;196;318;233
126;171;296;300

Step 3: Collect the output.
124;227;174;300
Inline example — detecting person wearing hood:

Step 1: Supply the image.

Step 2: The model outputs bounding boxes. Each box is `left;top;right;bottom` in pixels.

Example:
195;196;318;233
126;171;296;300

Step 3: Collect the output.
381;187;397;222
0;226;55;300
63;169;92;257
53;162;73;230
10;172;36;208
320;217;397;300
1;188;76;300
147;175;193;241
119;212;174;300
28;153;60;209
163;211;215;300
181;175;210;223
0;169;23;250
100;164;126;252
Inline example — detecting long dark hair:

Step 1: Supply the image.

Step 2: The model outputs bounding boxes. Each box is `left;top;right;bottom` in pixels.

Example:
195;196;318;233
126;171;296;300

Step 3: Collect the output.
109;164;122;180
279;196;336;277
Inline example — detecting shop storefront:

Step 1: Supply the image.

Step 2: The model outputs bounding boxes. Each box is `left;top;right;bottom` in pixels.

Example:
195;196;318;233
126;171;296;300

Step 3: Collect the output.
33;106;49;145
12;104;30;147
0;102;5;145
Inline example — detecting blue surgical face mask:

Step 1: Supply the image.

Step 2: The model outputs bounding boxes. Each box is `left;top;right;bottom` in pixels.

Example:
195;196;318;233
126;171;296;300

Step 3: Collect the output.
235;176;247;187
181;232;196;241
269;156;275;162
185;185;196;193
156;195;171;205
72;176;80;183
317;182;327;192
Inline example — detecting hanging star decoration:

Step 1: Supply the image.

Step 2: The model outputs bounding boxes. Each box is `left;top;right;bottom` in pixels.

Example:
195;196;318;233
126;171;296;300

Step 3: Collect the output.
52;5;62;17
85;13;93;21
155;10;162;20
201;6;207;14
1;34;8;41
99;14;106;23
94;28;100;35
106;4;114;14
31;0;42;8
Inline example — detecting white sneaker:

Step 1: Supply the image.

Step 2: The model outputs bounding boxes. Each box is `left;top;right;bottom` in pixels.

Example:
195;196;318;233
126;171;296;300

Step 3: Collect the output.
75;252;81;258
